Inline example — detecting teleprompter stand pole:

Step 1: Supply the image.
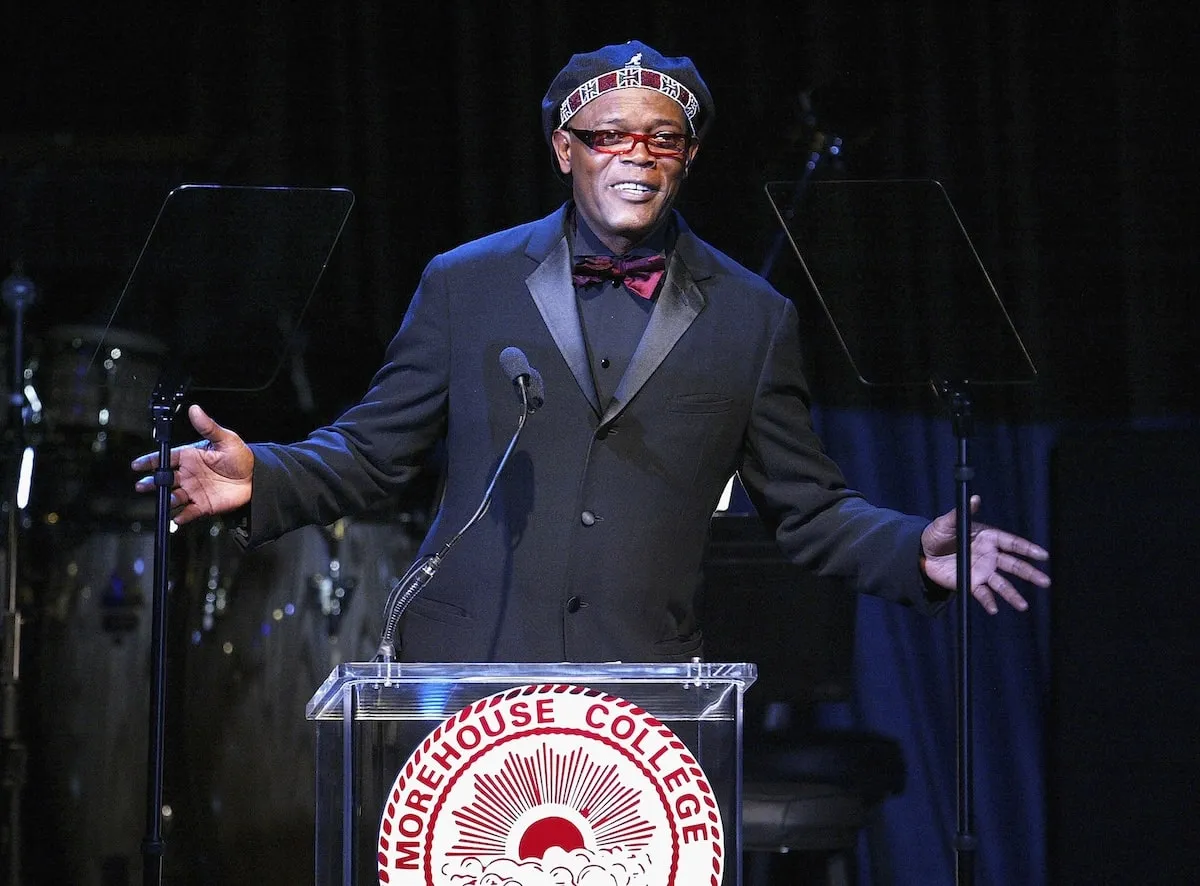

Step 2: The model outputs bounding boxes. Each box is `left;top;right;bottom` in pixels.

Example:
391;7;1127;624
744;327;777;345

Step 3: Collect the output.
937;380;977;886
761;173;1036;882
141;377;187;886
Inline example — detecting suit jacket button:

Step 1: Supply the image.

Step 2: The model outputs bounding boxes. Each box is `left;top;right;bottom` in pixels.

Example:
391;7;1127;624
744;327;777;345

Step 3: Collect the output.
580;510;596;526
566;596;583;613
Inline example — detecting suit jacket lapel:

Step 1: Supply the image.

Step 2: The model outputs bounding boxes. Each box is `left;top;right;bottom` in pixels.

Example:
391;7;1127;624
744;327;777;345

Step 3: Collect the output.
525;211;602;415
600;244;709;428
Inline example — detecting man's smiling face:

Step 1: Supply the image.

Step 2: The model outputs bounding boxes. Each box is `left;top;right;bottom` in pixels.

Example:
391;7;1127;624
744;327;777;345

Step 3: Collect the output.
551;88;699;255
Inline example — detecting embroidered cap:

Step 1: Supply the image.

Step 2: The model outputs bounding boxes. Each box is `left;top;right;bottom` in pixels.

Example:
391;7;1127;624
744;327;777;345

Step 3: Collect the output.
541;40;715;145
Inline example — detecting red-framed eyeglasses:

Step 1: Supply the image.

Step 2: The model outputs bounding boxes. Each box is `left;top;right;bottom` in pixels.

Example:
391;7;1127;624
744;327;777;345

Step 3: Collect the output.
565;128;692;158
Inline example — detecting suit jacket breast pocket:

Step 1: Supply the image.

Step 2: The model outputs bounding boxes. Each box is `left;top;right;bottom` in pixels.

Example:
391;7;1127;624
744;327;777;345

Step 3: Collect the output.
666;393;735;415
651;630;705;662
404;594;473;626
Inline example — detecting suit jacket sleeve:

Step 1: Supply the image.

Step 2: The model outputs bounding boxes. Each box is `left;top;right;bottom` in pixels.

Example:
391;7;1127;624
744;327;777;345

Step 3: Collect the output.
737;298;949;615
243;254;452;545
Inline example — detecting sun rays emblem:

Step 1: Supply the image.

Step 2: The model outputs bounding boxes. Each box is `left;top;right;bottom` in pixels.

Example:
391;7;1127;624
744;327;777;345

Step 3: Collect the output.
448;743;657;860
377;685;725;886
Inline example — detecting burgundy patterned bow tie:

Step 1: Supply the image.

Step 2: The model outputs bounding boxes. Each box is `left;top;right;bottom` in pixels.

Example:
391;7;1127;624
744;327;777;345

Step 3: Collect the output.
572;253;667;299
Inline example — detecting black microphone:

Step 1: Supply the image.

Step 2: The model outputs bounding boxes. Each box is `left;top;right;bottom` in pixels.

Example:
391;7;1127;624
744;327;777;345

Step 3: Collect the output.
375;347;546;662
499;346;545;411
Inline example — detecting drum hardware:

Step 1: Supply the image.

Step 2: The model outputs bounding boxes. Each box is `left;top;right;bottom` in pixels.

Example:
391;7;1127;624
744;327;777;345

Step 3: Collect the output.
100;570;145;638
2;265;37;886
309;519;358;642
30;324;166;446
163;518;411;885
23;325;165;517
21;513;418;885
197;521;234;637
16;325;166;529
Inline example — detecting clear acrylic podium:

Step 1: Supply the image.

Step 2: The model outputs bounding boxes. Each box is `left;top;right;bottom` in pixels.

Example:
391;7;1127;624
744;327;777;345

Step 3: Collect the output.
307;661;756;886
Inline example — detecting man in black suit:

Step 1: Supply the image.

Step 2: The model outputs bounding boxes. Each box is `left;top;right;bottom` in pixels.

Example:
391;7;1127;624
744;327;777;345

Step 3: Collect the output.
133;40;1049;662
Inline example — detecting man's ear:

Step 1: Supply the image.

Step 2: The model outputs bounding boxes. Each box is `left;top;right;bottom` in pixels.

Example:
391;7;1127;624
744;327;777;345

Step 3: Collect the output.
550;129;572;175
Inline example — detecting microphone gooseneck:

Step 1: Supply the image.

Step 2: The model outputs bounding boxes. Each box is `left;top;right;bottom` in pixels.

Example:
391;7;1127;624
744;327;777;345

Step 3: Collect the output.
375;347;544;663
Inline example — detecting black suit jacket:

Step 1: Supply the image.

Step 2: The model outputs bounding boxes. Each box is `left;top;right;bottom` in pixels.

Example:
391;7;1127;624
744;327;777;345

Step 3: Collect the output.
245;204;940;662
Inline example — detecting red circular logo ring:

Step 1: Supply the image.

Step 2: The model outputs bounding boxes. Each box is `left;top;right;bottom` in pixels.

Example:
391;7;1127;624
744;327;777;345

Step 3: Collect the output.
377;684;725;885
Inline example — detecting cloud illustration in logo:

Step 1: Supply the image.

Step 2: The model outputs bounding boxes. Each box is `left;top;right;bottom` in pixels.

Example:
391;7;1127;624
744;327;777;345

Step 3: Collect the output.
441;845;652;885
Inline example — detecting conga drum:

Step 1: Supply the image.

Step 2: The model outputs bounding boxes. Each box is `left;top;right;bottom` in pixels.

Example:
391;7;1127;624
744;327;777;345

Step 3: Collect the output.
33;324;165;444
30;523;159;886
26;325;164;525
168;517;418;886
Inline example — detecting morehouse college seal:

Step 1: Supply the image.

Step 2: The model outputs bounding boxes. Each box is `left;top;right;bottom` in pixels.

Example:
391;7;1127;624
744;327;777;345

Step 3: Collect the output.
377;684;725;886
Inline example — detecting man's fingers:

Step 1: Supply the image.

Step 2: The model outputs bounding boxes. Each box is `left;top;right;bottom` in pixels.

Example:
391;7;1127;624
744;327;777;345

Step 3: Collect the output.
988;572;1029;611
988;529;1049;561
188;403;213;432
971;582;999;615
134;406;225;472
172;502;204;525
130;452;159;471
135;475;190;501
188;403;229;445
130;450;185;472
997;552;1052;587
930;496;986;541
972;571;1030;615
972;576;1026;614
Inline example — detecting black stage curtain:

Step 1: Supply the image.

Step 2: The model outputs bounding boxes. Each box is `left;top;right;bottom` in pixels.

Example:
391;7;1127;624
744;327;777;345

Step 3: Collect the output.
4;2;1195;429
